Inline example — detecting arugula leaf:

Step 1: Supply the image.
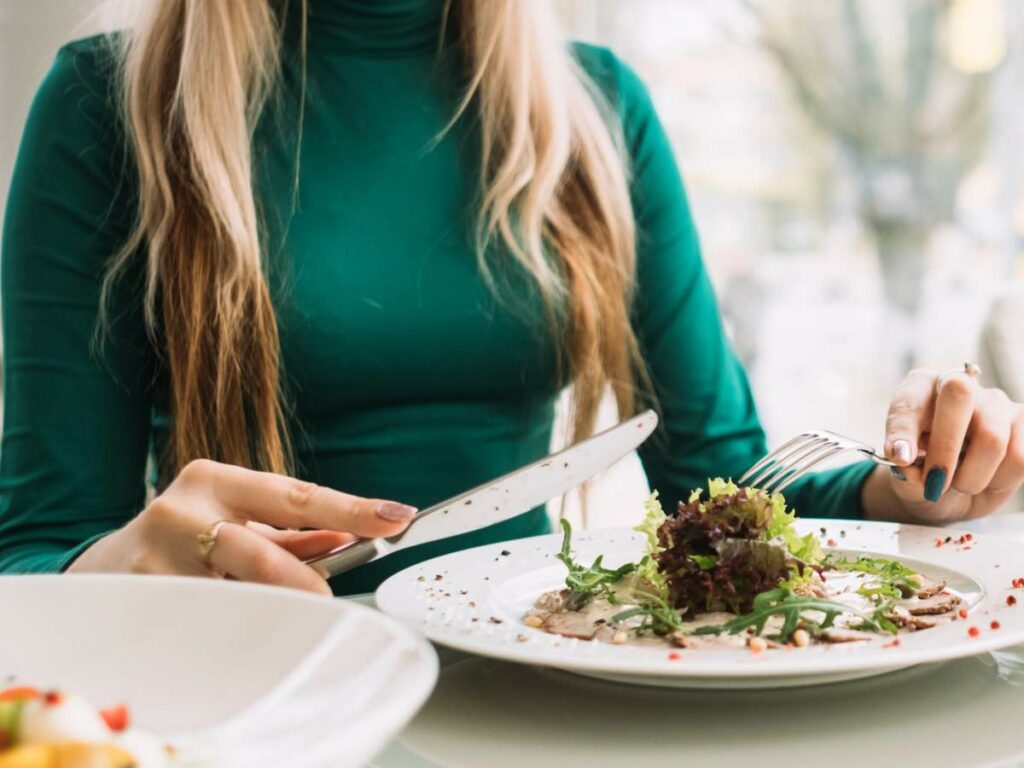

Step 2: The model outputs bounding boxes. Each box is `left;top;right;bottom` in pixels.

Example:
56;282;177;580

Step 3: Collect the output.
691;587;892;640
826;553;918;579
611;590;684;635
556;519;636;607
822;554;923;632
857;583;903;601
862;607;900;635
825;554;919;598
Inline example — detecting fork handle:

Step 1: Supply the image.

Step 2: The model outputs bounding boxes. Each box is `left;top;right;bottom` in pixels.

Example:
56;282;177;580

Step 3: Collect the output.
866;448;965;468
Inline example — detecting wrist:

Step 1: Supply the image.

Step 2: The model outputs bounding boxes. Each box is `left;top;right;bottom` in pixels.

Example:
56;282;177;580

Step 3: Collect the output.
64;529;124;573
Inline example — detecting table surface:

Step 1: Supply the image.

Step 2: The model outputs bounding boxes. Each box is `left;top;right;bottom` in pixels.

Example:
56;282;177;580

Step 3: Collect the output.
368;514;1024;768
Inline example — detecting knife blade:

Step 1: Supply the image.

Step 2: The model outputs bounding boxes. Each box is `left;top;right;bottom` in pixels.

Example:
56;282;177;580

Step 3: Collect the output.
306;409;659;578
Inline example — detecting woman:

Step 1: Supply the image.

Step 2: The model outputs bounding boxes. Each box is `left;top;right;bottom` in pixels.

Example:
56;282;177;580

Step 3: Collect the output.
1;0;1021;596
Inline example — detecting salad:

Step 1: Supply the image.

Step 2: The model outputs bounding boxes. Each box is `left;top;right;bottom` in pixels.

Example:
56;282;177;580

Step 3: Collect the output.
526;479;963;650
0;685;176;768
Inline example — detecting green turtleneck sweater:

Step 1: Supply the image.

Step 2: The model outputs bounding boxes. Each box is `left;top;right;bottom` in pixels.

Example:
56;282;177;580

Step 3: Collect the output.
0;0;874;594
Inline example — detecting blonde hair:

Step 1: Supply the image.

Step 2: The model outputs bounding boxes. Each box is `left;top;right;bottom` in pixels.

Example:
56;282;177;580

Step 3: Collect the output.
104;0;646;477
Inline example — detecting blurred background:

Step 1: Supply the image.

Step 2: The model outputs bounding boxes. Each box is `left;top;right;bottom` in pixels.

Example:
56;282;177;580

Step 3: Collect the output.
556;0;1024;522
1;0;1022;525
561;0;1024;429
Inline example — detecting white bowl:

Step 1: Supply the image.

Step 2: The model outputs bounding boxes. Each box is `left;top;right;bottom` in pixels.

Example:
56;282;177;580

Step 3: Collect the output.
0;575;438;767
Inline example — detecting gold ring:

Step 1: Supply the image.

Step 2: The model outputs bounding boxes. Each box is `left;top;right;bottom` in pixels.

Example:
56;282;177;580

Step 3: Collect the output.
197;520;230;563
964;362;982;378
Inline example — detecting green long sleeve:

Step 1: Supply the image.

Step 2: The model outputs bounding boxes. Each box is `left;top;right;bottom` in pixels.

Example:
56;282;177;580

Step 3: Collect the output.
1;3;871;594
0;41;152;573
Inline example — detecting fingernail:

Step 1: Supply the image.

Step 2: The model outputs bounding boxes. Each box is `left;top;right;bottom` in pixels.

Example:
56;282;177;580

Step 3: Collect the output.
890;466;907;482
376;502;417;522
924;467;947;503
892;440;912;464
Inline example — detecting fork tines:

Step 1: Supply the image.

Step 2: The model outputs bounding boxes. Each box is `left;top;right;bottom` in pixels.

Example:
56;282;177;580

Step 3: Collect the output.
738;431;847;494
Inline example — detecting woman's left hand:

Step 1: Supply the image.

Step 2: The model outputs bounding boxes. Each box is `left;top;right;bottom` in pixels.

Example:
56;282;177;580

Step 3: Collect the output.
869;366;1024;523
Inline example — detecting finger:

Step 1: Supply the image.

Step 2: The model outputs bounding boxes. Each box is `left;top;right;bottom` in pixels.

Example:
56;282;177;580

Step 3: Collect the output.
206;521;332;595
884;369;937;465
922;373;976;502
137;496;233;575
180;460;417;538
950;392;1013;495
988;410;1024;493
249;524;355;560
888;432;931;488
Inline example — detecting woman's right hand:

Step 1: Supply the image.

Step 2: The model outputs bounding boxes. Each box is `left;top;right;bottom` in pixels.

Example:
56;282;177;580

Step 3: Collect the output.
66;459;417;595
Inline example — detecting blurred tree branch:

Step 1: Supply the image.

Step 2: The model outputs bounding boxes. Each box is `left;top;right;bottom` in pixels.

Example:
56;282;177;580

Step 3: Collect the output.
743;0;995;316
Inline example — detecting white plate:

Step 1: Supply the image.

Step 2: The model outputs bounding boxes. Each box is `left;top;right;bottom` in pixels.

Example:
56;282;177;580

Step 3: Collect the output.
0;575;438;767
376;520;1024;689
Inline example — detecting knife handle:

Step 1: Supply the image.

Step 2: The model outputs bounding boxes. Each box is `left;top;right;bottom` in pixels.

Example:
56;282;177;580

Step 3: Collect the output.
305;537;391;579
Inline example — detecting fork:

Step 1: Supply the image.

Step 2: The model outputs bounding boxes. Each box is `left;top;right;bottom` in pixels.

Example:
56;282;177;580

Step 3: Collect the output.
738;430;900;494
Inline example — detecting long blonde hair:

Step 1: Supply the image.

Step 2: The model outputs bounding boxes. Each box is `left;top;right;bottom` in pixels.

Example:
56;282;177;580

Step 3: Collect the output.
104;0;645;477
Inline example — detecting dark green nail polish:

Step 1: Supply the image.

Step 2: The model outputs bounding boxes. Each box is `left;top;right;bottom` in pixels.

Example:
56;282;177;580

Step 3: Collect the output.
890;466;907;482
924;467;947;502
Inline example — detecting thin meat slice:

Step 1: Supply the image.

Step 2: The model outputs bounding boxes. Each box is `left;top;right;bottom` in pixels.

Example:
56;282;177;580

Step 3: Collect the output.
534;590;567;612
882;605;914;628
909;615;942;630
901;593;961;616
915;579;947;600
542;611;600;640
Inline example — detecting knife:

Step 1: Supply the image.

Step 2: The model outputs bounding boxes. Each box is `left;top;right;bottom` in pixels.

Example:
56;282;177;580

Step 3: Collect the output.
306;409;659;578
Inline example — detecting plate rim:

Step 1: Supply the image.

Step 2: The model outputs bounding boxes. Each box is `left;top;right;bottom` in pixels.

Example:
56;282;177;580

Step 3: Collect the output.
375;518;1024;680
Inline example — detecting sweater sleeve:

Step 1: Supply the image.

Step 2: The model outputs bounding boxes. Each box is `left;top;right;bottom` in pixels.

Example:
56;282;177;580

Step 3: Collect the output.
0;38;153;572
575;44;873;519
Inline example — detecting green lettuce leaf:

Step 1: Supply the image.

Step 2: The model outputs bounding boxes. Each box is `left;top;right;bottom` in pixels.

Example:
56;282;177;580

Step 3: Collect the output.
707;478;740;498
634;491;666;554
764;488;822;564
689;554;718;570
632;492;670;599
